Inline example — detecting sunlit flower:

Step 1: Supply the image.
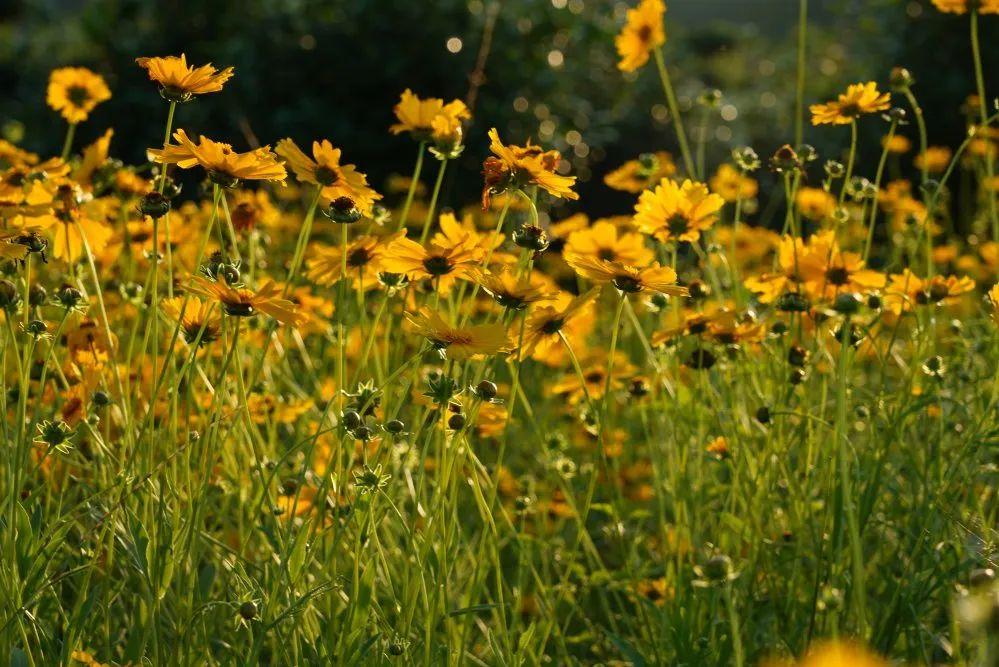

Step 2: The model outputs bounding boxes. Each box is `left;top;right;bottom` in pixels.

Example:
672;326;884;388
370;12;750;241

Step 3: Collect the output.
615;0;666;73
306;232;403;290
406;308;511;359
390;89;471;156
161;296;222;346
882;269;976;314
930;0;999;13
520;288;598;360
381;235;481;290
565;252;688;296
709;164;758;203
188;275;303;326
275;138;381;214
881;134;911;154
633;177;725;244
149;129;286;186
796;231;886;301
135;54;234;102
474;267;555;310
914;146;952;174
482;128;577;208
796;187;837;221
564;220;654;266
604;151;676;193
47;67;111;124
810;82;890;125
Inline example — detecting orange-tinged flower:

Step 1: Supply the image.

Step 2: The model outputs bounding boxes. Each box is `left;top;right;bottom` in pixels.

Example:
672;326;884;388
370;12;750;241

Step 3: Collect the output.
709;164;758;203
615;0;666;72
882;269;976;314
406;308;511;360
520;288;599;361
135;54;234;102
564;220;654;266
474;267;555;310
47;67;111;124
915;146;952;174
306;232;403;290
605;151;676;193
881;134;911;154
482;128;577;208
275;139;381;214
931;0;999;13
390;89;471;147
810;82;890;125
565;252;688;296
796;231;886;301
188;275;304;327
74;129;113;187
149;129;286;186
381;235;481;290
161;296;221;346
633;177;724;244
796;187;837;221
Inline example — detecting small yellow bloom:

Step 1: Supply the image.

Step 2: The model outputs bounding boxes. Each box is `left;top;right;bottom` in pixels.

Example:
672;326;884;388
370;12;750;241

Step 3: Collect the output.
276;138;381;214
810;82;890;125
482;128;577;208
564;220;654;266
149;129;286;186
47;67;111;124
633;177;724;244
914;146;952;174
881;134;911;154
604;151;677;193
135;54;234;102
188;275;304;327
390;89;471;149
565;252;688;296
709;164;758;203
931;0;999;13
406;308;511;359
615;0;666;73
796;187;837;221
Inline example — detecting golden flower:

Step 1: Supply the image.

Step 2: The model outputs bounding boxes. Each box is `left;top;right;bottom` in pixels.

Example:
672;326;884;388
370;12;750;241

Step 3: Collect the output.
390;89;471;147
0;140;39;169
988;284;999;325
275;139;381;214
149;129;286;186
161;296;221;346
709;163;758;203
482;128;577;208
551;354;635;404
705;436;730;459
474;268;555;310
306;232;403;290
744;234;828;303
381;235;481;290
615;0;666;72
73;129;113;187
228;189;279;231
796;231;886;301
931;0;999;13
565;253;688;296
635;578;672;606
564;220;654;266
604;151;676;193
796;187;837;221
135;54;234;102
796;641;889;667
188;275;303;327
914;146;952;174
882;269;976;314
46;67;111;124
809;82;890;125
520;288;598;361
633;177;725;244
406;308;511;359
881;134;911;154
431;212;504;256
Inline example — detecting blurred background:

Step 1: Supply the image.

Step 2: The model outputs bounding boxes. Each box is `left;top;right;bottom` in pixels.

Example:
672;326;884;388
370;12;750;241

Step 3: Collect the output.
0;0;994;216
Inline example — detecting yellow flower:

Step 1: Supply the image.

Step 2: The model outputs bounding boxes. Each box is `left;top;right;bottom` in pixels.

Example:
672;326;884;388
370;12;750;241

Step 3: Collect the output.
275;138;381;214
148;129;286;186
73;129;113;187
796;187;837;221
135;54;234;102
381;235;481;290
709;164;758;203
564;220;654;266
915;146;952;174
931;0;999;13
988;284;999;325
796;231;886;301
705;436;730;459
882;269;976;314
604;151;677;193
796;641;889;667
633;177;724;244
615;0;666;73
406;308;511;359
474;267;555;310
520;289;598;361
47;67;111;124
188;275;304;327
390;89;471;148
810;82;890;125
161;296;221;346
306;232;403;290
881;134;911;154
565;253;688;296
482;128;577;208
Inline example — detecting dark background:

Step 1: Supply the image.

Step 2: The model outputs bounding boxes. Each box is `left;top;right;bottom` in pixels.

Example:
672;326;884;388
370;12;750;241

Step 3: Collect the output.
0;0;994;216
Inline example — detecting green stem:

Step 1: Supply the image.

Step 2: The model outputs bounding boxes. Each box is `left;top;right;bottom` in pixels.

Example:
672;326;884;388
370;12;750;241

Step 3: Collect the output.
60;123;77;161
795;0;808;149
418;158;449;244
395;142;427;233
863;119;897;262
653;48;696;178
970;9;999;240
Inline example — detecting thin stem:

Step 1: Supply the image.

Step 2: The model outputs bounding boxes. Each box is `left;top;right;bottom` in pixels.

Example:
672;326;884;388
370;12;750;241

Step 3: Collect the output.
395;142;427;233
418;158;449;244
653;48;696;178
795;0;808;149
60;123;77;161
970;10;999;240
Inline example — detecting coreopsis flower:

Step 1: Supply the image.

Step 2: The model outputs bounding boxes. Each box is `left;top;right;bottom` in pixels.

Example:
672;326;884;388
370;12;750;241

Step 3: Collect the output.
381;236;481;290
551;354;635;404
789;641;889;667
10;180;113;262
882;269;976;314
881;134;912;154
810;82;891;125
796;231;886;301
563;220;654;266
564;253;688;296
988;284;999;325
708;164;758;203
275;139;381;215
228;189;279;232
915;146;953;174
473;268;555;310
633;177;725;244
796;187;837;221
46;67;111;124
0;140;40;169
148;129;286;187
160;296;221;346
744;234;827;303
406;308;511;359
604;151;676;193
931;0;999;13
135;54;234;102
73;129;113;187
306;232;403;290
431;212;504;257
481;128;578;208
520;288;598;360
615;0;666;73
389;89;471;157
705;436;730;460
188;275;303;326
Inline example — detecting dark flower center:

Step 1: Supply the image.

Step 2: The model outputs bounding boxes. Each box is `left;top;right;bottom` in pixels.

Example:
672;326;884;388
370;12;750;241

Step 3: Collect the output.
315;166;339;186
347;247;371;267
67;85;91;107
667;213;689;237
612;275;643;293
540;317;565;335
598;248;617;261
423;255;453;276
223;302;255;317
826;266;850;285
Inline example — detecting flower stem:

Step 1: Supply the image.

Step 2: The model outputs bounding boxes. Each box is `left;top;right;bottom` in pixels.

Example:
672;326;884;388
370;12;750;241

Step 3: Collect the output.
419;158;449;244
60;123;77;161
970;9;999;240
653;48;696;178
395;142;426;233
